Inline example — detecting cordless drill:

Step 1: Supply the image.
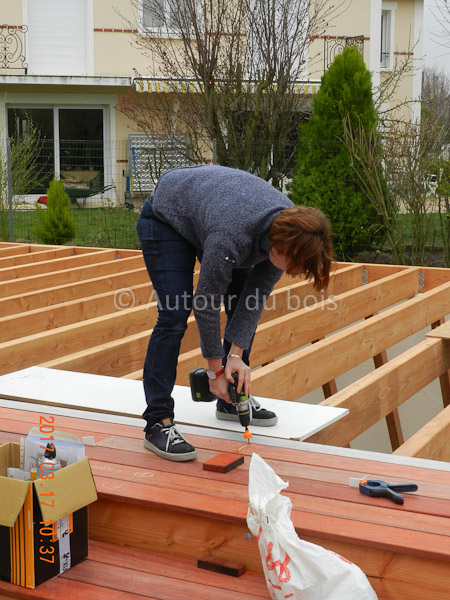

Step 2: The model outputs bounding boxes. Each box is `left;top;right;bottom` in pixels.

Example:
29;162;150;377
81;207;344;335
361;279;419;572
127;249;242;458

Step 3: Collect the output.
189;368;252;437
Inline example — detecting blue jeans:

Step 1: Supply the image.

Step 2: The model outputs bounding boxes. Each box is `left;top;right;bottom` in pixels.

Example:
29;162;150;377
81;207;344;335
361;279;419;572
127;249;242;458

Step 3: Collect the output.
136;200;252;431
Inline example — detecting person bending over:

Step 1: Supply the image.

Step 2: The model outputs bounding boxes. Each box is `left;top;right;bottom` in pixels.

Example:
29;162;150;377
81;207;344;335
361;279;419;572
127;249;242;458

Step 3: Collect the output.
136;164;334;461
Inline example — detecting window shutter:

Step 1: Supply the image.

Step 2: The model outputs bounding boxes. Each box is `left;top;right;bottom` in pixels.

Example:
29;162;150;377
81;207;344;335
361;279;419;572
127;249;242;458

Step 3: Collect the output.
26;0;88;75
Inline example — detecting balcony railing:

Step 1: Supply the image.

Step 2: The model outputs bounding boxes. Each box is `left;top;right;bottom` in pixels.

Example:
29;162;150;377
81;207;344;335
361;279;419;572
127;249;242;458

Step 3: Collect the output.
324;35;364;71
0;25;28;73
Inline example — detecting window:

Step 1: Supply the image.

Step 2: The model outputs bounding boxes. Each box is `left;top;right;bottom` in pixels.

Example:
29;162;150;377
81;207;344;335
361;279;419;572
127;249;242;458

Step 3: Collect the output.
380;10;390;68
7;108;54;194
7;107;104;195
380;3;397;70
140;0;190;33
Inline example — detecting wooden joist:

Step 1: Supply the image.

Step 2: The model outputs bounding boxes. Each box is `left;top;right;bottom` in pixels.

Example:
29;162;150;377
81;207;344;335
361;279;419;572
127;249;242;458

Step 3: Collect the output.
0;267;148;317
250;281;450;400
2;242;450;459
0;254;144;298
307;337;450;446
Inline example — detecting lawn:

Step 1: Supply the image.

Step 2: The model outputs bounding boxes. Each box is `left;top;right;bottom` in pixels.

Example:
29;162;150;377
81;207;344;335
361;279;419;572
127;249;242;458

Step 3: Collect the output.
4;206;449;264
8;206;141;249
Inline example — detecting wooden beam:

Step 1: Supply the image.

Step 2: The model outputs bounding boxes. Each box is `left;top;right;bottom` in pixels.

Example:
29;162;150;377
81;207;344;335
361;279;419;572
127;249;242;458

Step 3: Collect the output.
0;282;154;343
0;255;144;298
419;266;450;292
250;281;450;401
0;267;148;317
393;401;450;461
0;301;162;375
0;245;30;259
39;307;227;376
119;264;363;382
0;244;119;267
38;314;208;375
0;243;59;257
367;313;404;451
312;336;338;398
306;337;450;447
258;263;365;326
0;248;126;282
0;247;72;269
254;267;419;369
363;264;412;282
39;330;155;375
169;267;421;386
374;553;450;600
430;319;450;408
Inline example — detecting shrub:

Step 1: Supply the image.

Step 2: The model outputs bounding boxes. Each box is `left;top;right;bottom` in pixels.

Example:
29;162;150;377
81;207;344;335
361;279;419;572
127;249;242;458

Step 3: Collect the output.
288;46;381;259
33;179;76;244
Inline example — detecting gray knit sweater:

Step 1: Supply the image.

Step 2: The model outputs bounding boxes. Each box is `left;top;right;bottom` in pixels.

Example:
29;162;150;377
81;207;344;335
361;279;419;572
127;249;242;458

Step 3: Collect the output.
152;164;293;358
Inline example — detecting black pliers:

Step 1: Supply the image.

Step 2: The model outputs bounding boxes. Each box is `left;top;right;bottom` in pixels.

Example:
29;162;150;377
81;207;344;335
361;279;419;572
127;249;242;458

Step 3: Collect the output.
359;479;418;505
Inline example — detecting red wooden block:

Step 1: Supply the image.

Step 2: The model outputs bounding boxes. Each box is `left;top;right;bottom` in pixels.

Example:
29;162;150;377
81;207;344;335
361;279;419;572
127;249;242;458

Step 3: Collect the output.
197;556;246;577
203;453;245;473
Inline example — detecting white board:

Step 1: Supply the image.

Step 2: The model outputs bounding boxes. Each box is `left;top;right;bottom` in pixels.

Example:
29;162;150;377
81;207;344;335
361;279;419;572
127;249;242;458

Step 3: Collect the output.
0;367;348;442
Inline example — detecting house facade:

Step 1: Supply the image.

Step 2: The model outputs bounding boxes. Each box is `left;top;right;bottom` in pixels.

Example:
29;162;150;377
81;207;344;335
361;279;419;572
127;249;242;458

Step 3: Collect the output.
0;0;424;205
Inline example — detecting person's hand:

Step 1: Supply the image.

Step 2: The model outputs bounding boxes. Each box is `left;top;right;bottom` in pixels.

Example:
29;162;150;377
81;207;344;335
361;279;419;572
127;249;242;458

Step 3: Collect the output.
209;374;231;403
225;355;251;397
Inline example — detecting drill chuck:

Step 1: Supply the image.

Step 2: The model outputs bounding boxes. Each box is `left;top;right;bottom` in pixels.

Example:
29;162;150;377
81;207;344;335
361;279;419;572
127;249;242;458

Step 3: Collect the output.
235;399;251;428
229;372;251;428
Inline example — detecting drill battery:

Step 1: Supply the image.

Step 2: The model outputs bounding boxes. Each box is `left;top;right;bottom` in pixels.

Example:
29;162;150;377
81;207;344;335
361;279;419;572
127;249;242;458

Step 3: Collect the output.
189;368;251;428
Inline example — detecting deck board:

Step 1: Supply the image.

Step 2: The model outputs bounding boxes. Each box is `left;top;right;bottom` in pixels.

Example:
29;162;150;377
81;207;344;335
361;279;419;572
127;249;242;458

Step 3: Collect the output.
0;541;267;600
1;404;450;599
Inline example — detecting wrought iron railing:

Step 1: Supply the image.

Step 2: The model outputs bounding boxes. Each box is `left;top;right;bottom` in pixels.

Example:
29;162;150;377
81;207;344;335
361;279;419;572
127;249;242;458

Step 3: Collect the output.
380;51;390;69
0;25;28;73
324;35;364;71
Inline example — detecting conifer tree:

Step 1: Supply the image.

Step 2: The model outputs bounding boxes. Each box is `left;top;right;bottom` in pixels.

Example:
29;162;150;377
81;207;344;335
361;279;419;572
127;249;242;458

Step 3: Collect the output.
289;46;381;257
33;179;76;245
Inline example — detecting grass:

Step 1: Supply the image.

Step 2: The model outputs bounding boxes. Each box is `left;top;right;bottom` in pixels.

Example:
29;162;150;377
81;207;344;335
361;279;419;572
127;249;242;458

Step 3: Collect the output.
396;212;446;248
3;207;449;264
6;205;141;249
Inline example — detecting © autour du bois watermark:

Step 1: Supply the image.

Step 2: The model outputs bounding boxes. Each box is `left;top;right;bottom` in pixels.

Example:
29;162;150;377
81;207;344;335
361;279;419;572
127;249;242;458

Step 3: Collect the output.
113;288;338;312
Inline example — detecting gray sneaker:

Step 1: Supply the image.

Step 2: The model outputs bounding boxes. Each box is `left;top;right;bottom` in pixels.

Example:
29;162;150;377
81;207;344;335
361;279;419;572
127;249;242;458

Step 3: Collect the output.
144;417;197;461
216;397;278;427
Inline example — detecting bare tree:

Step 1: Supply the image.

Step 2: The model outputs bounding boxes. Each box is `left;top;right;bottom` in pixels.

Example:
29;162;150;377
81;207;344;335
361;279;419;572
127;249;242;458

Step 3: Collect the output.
118;0;346;189
422;65;450;141
343;112;448;265
430;0;450;48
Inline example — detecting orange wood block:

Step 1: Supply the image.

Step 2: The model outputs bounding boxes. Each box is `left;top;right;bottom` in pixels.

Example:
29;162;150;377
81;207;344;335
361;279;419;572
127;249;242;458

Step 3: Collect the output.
203;453;245;473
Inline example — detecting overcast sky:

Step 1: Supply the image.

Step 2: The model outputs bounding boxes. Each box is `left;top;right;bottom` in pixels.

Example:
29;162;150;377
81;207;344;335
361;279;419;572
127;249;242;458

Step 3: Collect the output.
423;0;450;75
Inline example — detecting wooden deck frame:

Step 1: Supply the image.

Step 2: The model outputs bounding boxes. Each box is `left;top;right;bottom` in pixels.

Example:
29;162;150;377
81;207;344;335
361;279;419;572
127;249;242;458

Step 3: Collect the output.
1;242;450;460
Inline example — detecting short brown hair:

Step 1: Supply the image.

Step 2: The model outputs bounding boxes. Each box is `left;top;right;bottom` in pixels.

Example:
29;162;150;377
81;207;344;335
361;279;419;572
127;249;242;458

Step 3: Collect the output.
268;206;335;290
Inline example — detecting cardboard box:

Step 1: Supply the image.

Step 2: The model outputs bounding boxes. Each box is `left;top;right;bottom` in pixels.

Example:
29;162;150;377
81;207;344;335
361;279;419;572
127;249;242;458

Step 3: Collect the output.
0;442;97;588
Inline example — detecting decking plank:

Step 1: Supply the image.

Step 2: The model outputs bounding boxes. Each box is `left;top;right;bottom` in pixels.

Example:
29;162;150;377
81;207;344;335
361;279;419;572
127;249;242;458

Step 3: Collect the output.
0;578;147;600
88;540;269;597
90;473;450;561
0;415;110;444
2;405;450;489
0;539;269;599
63;560;266;600
87;456;450;520
92;433;450;497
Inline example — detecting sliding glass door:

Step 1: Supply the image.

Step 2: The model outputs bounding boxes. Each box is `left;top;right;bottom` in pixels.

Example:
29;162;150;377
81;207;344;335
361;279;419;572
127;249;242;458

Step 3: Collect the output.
7;106;105;196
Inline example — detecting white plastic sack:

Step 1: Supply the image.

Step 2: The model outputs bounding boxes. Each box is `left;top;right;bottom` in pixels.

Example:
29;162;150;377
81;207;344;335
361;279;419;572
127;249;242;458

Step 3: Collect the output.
247;453;377;600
